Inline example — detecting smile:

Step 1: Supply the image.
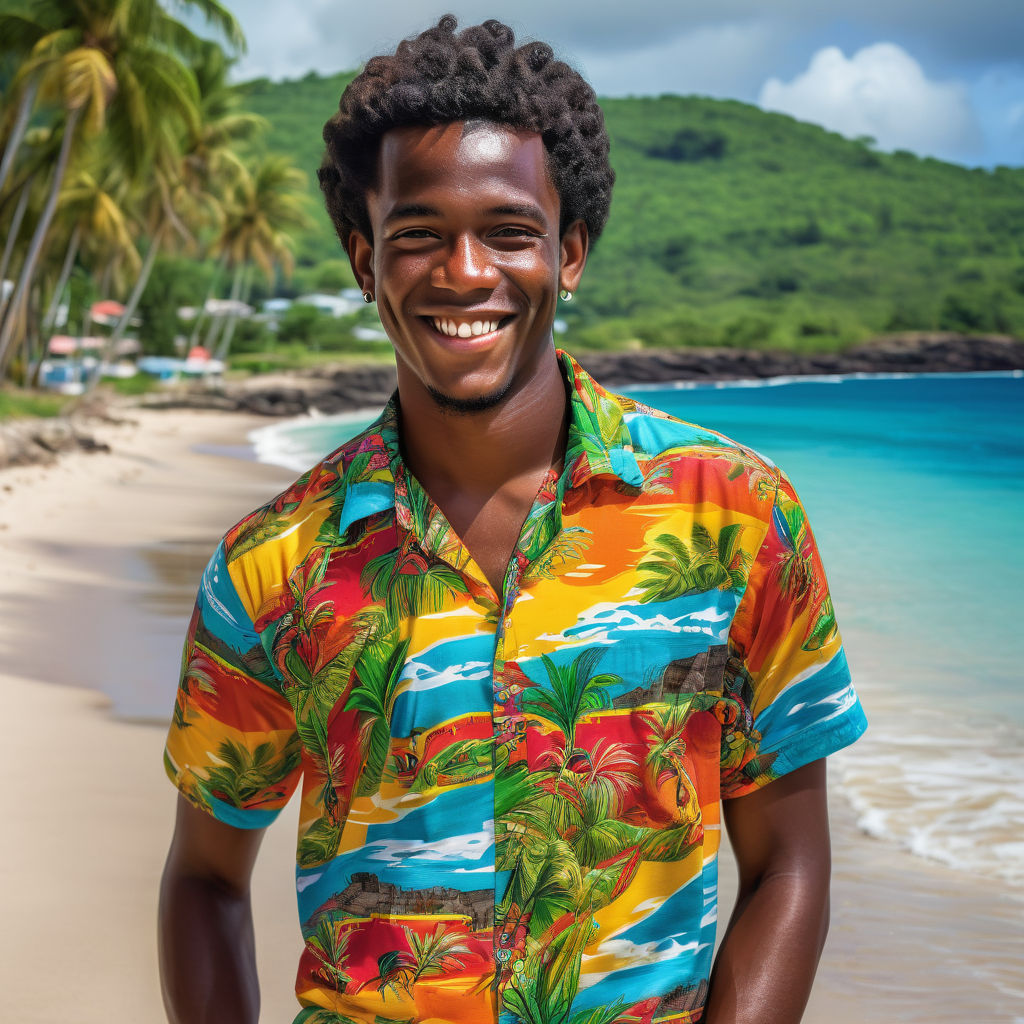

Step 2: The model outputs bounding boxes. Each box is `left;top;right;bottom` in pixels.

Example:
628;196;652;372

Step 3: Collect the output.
427;316;511;339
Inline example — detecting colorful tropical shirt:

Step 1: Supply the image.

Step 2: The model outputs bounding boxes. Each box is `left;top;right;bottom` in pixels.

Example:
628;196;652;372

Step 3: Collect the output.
165;350;866;1024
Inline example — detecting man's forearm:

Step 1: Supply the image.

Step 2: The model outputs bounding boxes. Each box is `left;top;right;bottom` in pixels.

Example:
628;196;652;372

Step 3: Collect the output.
158;869;260;1024
704;867;829;1024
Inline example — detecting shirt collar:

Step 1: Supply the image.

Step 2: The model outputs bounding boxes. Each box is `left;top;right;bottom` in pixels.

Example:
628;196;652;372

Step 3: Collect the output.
559;349;645;489
335;349;645;540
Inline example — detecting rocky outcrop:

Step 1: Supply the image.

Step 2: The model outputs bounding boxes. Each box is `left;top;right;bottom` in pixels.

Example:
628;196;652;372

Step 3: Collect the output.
310;872;494;931
573;332;1024;388
0;416;110;468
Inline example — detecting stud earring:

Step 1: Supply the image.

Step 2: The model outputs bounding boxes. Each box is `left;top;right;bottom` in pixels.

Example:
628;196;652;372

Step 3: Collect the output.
362;291;374;303
559;288;573;301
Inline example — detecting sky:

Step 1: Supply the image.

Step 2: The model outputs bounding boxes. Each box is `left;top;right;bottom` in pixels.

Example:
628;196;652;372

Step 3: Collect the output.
206;0;1024;167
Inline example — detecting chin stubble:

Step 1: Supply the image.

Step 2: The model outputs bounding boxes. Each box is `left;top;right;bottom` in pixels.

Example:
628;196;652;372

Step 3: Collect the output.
426;378;514;415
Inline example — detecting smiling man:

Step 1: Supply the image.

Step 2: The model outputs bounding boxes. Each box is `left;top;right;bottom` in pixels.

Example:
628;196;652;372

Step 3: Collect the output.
158;16;866;1024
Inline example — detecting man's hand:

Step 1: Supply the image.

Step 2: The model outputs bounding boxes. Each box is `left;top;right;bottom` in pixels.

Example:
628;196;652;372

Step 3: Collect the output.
705;759;832;1024
158;794;267;1024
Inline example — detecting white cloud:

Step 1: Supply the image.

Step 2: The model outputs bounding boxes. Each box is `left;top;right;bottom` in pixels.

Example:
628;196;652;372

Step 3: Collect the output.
758;42;982;161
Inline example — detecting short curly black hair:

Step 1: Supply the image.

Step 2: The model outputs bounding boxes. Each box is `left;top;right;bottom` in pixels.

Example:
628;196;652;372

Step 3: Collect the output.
318;15;614;249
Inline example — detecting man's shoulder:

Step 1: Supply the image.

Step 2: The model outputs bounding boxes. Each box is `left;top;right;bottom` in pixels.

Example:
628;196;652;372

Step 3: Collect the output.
221;412;393;567
601;382;781;486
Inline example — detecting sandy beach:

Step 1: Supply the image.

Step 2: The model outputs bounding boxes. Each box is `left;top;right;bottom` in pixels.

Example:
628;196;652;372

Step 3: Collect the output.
1;407;1022;1023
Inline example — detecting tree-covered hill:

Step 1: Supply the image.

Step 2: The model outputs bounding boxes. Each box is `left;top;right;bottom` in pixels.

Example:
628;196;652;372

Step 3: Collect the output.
242;71;1024;351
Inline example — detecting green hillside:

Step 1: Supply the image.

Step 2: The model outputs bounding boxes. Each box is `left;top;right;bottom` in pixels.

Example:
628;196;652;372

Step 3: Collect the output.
242;71;1024;351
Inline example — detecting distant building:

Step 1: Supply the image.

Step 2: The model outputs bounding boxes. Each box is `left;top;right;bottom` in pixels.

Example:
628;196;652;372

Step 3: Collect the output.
296;292;363;317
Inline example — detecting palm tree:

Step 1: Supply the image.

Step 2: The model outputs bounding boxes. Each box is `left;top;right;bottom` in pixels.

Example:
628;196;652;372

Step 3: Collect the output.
635;523;752;604
107;37;264;352
306;917;352;992
0;2;56;195
42;160;137;334
638;703;700;824
344;637;410;796
209;154;311;361
364;949;414;1001
572;738;638;815
401;922;471;985
771;499;815;604
360;540;468;624
201;737;301;808
524;649;620;779
0;46;115;373
0;0;244;377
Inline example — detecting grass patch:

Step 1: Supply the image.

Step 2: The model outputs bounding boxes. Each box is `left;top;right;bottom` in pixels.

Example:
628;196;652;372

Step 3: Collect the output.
106;374;161;396
0;389;70;419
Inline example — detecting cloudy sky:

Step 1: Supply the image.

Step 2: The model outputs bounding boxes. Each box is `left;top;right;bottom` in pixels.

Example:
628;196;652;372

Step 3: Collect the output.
207;0;1024;167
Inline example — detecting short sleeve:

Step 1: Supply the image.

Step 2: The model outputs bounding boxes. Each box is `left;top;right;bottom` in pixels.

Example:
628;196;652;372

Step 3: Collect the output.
720;469;867;799
164;540;301;828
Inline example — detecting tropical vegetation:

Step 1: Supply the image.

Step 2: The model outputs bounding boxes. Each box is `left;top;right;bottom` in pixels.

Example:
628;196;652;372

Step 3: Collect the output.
0;0;311;389
3;6;1022;399
243;70;1024;353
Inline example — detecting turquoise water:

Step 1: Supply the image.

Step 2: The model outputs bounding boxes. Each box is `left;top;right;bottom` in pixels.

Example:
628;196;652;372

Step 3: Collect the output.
252;372;1024;883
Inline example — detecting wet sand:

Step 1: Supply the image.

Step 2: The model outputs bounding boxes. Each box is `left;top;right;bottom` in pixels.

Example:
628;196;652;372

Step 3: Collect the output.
0;408;1021;1022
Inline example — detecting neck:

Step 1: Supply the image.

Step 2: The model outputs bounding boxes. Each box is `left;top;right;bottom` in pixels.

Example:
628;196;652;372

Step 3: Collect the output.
396;349;568;498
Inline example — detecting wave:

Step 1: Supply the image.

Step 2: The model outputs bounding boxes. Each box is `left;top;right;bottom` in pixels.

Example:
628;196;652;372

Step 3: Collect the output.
831;694;1024;888
248;408;378;471
625;368;1024;393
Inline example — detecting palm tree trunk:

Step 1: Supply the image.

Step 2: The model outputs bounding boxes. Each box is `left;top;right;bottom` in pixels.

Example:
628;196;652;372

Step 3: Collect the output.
0;175;33;288
215;262;252;361
0;104;81;379
207;261;243;356
189;252;227;347
0;77;39;196
42;223;82;334
108;222;165;346
82;224;164;394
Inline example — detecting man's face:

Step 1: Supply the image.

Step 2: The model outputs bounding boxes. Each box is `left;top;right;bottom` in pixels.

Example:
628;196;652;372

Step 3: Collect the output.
350;121;586;414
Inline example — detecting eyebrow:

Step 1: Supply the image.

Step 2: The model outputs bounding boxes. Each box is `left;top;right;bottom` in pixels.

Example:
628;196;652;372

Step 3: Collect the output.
490;203;549;223
382;203;439;229
382;201;549;228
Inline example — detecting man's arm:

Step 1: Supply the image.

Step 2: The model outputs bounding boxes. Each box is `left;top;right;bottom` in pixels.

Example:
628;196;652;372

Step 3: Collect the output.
158;793;267;1024
705;759;831;1024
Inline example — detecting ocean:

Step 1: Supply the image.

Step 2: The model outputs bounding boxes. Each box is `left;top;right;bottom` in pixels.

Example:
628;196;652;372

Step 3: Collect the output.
251;371;1024;889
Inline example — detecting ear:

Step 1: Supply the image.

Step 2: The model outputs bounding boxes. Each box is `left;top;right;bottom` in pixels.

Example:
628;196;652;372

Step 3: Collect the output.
347;231;375;297
558;220;589;294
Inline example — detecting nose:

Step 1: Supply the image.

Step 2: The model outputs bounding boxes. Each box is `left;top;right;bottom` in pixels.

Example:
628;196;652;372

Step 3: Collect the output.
430;233;500;292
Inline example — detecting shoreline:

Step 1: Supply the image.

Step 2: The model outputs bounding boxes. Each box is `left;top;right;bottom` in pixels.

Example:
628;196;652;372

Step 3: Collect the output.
131;331;1024;420
2;331;1020;475
2;407;1024;1021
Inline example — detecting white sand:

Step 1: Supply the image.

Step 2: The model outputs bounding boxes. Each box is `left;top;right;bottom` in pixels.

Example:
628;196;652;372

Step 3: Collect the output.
0;410;301;1022
0;407;1020;1023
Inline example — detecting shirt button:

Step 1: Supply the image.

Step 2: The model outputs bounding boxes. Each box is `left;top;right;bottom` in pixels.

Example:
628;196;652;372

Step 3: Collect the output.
503;617;512;630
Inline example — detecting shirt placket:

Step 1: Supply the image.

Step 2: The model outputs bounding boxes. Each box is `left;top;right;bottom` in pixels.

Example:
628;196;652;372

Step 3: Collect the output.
491;472;564;1009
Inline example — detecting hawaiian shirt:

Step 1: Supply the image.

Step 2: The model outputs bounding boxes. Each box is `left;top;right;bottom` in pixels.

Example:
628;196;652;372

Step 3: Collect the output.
165;350;867;1024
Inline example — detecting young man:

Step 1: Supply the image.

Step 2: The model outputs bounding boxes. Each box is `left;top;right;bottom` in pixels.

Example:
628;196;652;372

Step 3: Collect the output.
159;17;866;1024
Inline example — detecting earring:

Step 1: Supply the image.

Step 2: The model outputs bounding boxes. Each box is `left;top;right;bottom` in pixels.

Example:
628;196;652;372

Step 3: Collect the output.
559;288;573;301
362;291;374;303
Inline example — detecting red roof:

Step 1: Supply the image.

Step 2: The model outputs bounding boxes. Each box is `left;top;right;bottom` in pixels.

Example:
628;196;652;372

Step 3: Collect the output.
91;300;125;318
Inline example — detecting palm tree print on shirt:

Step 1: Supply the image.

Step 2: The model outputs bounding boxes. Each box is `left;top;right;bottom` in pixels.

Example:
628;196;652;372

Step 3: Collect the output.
636;523;752;604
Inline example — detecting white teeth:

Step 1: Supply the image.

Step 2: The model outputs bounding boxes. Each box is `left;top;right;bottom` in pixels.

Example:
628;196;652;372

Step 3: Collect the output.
431;317;501;338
